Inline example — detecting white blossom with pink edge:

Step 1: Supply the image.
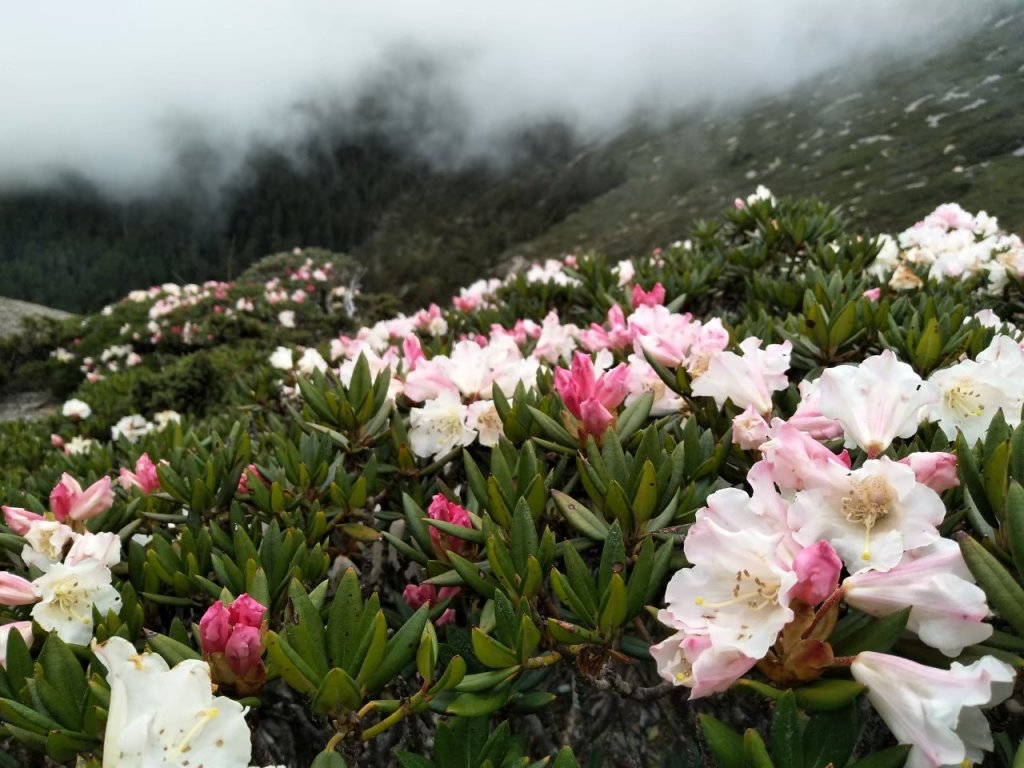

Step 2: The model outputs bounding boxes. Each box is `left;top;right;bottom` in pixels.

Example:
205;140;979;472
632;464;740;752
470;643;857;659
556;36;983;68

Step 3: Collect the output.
816;350;938;456
789;457;945;574
926;334;1024;445
691;337;792;415
842;538;990;656
850;652;1015;768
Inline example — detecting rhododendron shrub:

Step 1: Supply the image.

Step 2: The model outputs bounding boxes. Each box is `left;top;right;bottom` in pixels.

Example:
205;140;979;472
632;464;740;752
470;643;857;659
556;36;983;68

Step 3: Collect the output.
3;192;1024;767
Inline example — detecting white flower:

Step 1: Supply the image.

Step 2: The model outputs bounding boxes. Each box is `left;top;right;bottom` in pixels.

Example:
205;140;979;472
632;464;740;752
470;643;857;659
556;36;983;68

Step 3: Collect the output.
111;415;154;444
614;259;636;286
789;457;944;574
408;394;476;460
295;348;328;376
64;436;96;456
466;399;504;447
93;637;252;768
851;652;1015;768
277;310;296;328
817;350;938;456
66;532;122;569
62;399;92;420
31;560;121;645
691;338;792;414
22;520;77;570
268;346;294;371
153;410;181;430
927;335;1024;445
532;311;579;364
843;539;991;656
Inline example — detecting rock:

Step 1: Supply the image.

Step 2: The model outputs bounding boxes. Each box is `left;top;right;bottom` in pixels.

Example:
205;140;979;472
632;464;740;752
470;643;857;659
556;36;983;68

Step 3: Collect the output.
0;296;72;340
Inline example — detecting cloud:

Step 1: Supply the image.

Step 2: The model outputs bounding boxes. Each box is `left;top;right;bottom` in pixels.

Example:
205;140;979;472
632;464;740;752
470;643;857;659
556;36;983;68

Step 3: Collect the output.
0;0;1010;197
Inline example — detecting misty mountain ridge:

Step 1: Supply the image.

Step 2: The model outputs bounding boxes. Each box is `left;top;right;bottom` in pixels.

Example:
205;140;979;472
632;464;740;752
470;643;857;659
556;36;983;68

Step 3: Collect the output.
0;10;1021;314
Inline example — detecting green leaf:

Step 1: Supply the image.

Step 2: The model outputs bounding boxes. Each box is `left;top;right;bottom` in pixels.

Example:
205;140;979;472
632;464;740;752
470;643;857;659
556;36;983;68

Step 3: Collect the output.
286;580;329;682
598;572;628;634
444;551;497;598
551;490;609;541
597;521;625;595
794;680;865;712
37;634;87;724
699;714;746;768
444;687;512;716
327;568;364;671
745;728;776;768
830;606;911;656
802;704;859;768
355;610;389;689
771;691;804;768
959;532;1024;637
471;628;520;668
265;631;320;695
511;498;539;575
631;459;658;530
561;545;599;622
526;406;578;447
311;667;363;715
362;605;430;693
146;634;202;666
1006;481;1024;575
616;391;654;438
847;745;912;768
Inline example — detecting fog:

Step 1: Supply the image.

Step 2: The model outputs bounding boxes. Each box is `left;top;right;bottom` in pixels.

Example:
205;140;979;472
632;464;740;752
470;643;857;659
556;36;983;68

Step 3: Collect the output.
0;1;1009;197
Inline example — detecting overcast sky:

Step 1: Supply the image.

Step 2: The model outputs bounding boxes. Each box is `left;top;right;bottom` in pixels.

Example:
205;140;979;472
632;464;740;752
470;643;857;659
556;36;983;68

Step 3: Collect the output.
0;1;1010;197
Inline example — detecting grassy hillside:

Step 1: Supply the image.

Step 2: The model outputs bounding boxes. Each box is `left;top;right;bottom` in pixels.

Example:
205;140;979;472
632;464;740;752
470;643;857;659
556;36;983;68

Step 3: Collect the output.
0;10;1021;313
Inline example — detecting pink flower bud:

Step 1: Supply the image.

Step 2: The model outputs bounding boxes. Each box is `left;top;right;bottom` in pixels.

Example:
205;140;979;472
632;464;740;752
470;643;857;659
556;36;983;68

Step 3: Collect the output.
790;541;842;606
0;622;34;669
118;454;161;494
236;464;261;494
51;473;114;521
898;452;959;493
228;594;266;628
2;506;44;535
580;398;615;441
199;601;231;654
224;624;264;676
403;583;437;610
50;434;65;449
631;282;666;309
0;573;39;606
49;475;75;522
862;287;881;301
427;494;472;556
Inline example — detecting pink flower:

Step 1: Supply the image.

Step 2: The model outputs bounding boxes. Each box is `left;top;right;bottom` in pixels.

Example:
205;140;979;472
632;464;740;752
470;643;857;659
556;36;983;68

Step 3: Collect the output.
228;594;266;628
49;474;114;522
402;334;425;370
790;541;842;605
427;494;473;557
199;601;231;654
631;283;666;309
224;624;264;676
757;420;851;494
731;404;770;450
0;573;39;606
579;305;633;353
403;583;459;627
2;506;45;535
862;287;882;301
651;632;756;699
118;454;161;494
65;532;121;568
50;434;65;449
898;452;959;493
0;622;33;669
554;352;629;440
691;338;792;414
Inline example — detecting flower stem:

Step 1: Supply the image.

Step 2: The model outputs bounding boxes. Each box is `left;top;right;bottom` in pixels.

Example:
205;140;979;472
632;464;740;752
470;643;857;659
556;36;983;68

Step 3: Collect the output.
802;586;845;640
